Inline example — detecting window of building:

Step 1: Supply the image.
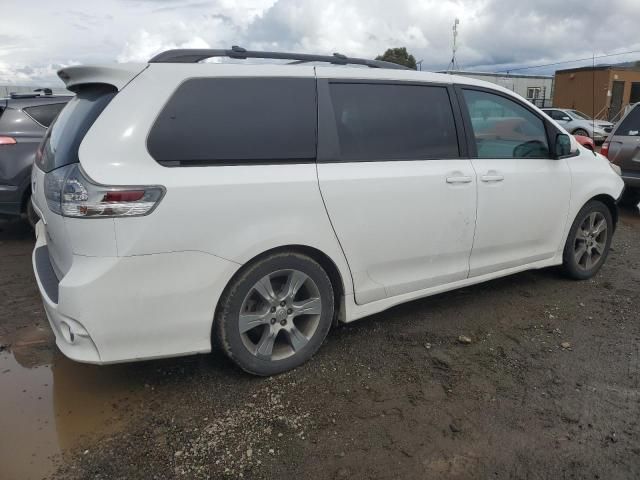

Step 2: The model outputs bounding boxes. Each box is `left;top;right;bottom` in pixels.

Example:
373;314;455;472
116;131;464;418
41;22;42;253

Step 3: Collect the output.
526;87;541;99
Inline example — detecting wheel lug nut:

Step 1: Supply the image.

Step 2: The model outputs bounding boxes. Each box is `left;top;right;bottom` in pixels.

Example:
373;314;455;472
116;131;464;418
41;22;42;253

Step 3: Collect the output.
280;301;286;307
280;319;287;326
270;318;276;325
270;307;276;313
287;308;292;315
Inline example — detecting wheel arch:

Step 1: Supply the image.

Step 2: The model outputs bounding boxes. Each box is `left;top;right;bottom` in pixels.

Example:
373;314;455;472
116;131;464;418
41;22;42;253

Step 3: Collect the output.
213;244;348;334
572;126;590;136
590;193;619;231
20;184;32;213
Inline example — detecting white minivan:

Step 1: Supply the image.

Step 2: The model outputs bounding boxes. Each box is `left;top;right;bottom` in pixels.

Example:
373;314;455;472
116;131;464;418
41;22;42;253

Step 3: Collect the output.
32;48;624;375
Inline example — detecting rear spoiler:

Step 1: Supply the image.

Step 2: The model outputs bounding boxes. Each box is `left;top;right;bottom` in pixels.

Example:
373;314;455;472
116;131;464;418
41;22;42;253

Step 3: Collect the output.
57;64;147;92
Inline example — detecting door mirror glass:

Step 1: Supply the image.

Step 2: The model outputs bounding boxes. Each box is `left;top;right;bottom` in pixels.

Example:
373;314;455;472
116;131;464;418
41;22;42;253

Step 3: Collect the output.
555;133;572;157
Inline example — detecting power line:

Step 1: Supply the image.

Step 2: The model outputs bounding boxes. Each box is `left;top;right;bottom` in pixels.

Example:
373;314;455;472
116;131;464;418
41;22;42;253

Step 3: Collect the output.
492;49;640;74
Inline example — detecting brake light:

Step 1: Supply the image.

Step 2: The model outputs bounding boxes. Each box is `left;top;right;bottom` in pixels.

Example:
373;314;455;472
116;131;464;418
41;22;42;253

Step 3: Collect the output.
600;142;609;159
0;136;17;145
44;164;164;218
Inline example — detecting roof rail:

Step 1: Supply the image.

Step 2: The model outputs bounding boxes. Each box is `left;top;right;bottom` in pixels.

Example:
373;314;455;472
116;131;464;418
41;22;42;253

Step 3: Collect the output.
9;88;54;99
148;45;411;70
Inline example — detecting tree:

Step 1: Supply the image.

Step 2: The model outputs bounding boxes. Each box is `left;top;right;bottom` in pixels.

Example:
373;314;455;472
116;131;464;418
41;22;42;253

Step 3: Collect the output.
375;47;417;70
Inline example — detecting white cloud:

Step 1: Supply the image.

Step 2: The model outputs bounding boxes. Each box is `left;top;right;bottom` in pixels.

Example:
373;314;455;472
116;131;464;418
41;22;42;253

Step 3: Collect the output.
1;0;640;86
117;30;211;63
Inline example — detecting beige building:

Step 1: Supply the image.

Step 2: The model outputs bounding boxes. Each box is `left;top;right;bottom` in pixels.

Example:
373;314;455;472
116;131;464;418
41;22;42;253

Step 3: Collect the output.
440;70;554;107
552;65;640;121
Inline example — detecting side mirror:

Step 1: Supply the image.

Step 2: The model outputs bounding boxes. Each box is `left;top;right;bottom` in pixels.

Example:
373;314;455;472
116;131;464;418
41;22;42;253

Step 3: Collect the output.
561;116;572;122
555;133;572;157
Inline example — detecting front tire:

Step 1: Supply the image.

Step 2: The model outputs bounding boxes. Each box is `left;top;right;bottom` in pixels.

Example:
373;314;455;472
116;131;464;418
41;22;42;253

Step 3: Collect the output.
573;128;589;137
561;200;613;280
214;252;334;376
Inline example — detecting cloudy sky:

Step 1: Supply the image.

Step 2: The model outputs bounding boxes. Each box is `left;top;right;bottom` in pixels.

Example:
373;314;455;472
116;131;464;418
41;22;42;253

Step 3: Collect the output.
2;0;640;86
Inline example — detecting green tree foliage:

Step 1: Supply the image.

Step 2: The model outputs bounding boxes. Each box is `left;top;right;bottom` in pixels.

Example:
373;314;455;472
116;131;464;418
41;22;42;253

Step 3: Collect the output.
375;47;417;70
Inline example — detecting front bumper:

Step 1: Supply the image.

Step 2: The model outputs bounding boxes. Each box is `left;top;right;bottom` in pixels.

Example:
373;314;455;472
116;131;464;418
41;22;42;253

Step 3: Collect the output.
621;171;640;189
32;221;240;364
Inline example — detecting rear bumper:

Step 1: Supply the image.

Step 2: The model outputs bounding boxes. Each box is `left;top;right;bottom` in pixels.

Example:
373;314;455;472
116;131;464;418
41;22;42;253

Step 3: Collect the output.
0;184;22;216
32;221;240;364
33;226;101;362
621;171;640;189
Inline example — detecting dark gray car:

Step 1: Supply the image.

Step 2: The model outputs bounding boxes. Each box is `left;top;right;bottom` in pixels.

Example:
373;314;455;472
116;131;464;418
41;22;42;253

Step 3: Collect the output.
604;103;640;207
0;92;71;225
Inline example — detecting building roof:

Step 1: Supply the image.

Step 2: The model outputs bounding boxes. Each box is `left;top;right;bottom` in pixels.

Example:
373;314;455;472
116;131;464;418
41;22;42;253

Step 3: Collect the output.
556;64;640;74
438;70;553;80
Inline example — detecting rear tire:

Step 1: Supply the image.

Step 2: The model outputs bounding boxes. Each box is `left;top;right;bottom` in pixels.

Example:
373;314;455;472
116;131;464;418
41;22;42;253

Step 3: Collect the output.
561;200;613;280
214;252;334;376
573;128;589;137
619;188;640;208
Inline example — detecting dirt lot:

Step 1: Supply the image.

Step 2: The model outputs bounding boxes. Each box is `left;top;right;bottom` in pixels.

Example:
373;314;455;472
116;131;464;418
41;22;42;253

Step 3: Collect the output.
1;205;639;480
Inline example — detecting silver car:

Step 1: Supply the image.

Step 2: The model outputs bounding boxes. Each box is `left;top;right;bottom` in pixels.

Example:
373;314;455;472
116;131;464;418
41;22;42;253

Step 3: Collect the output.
602;103;640;207
542;108;613;143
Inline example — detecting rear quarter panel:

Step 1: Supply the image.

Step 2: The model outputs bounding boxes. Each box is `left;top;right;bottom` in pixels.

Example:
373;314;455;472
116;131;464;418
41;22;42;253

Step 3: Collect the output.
78;63;354;295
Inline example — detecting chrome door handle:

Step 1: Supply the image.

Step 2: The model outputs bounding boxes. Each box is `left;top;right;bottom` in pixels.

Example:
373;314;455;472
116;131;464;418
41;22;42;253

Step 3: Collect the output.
480;174;504;182
446;176;473;184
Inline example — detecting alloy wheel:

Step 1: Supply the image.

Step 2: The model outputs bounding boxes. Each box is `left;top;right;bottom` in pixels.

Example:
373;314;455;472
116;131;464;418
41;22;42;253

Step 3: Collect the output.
573;211;608;271
239;269;322;361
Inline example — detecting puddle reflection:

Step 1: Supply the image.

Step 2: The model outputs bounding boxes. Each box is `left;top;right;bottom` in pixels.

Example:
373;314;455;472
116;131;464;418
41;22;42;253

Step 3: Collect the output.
0;347;144;480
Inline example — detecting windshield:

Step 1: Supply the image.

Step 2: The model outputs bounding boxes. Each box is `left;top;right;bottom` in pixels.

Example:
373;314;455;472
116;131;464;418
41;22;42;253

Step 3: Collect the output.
569;110;591;120
36;84;116;173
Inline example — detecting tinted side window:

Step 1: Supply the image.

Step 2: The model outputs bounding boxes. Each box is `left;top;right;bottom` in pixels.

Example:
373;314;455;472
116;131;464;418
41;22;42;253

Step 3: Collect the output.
328;83;459;161
23;103;67;127
463;89;550;159
546;110;566;121
148;77;317;165
37;85;117;173
616;105;640;136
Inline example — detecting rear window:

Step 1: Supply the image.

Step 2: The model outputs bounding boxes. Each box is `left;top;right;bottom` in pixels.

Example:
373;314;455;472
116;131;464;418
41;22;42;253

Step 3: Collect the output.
147;77;317;166
23;103;67;127
36;85;116;173
616;105;640;136
328;83;459;161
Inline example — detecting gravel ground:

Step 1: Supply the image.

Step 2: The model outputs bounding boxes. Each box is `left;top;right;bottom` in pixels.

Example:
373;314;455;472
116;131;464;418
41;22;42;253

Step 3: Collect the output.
0;205;639;480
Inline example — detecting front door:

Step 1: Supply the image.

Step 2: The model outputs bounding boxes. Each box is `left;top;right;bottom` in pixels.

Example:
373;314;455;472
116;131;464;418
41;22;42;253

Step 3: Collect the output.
317;79;477;304
458;87;571;277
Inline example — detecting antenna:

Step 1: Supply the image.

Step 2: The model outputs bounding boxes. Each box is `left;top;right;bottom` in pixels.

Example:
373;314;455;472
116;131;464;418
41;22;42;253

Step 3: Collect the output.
447;18;460;72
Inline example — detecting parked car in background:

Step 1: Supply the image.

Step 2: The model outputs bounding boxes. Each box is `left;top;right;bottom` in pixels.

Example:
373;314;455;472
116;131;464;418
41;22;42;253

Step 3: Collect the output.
31;48;624;376
542;108;613;143
574;134;595;151
0;90;71;226
601;102;640;207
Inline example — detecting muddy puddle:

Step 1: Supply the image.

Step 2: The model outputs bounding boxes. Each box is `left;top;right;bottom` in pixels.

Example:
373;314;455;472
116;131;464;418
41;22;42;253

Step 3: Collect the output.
0;335;144;480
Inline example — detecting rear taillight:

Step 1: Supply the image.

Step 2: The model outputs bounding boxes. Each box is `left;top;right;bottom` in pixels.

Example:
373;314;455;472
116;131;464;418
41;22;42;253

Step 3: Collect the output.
0;136;17;145
600;141;609;159
44;164;164;218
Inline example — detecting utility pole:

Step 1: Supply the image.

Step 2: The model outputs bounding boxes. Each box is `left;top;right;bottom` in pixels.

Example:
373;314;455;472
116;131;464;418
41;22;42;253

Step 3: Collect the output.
447;18;460;72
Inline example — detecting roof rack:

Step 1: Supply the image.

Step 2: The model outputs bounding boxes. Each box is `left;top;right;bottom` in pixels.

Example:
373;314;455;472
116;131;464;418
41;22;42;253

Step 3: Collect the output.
148;45;411;70
9;88;54;99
